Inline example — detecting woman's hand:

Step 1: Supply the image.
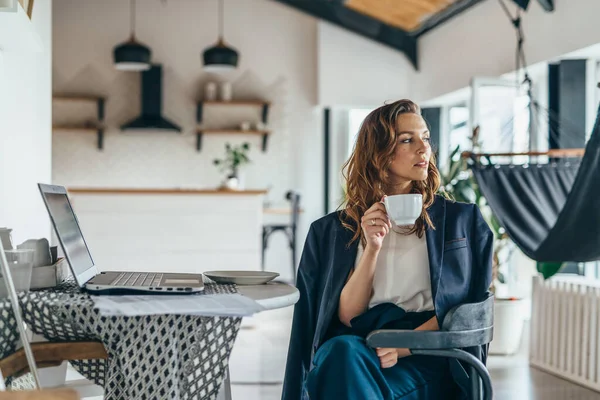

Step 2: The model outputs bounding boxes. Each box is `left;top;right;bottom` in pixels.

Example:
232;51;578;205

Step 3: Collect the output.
361;200;392;252
376;348;412;369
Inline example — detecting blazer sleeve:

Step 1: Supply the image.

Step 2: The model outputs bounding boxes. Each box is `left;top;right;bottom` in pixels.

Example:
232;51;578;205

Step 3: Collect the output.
282;222;321;400
470;205;494;366
470;204;494;301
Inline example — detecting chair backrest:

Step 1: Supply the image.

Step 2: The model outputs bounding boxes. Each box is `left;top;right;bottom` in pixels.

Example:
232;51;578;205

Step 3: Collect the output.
441;291;494;332
285;191;301;230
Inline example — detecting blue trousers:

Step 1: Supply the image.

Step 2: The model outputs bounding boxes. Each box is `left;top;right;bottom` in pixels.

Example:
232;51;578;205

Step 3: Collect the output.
306;335;458;400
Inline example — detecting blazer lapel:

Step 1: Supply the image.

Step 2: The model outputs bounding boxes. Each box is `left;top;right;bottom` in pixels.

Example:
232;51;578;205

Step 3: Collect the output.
426;197;446;313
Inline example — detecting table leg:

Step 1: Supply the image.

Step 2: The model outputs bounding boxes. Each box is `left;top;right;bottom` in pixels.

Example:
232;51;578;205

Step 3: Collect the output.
216;366;232;400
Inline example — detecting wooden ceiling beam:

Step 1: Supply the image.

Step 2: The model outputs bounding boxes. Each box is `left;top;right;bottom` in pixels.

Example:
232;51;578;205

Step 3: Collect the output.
345;0;457;31
274;0;419;70
413;0;488;37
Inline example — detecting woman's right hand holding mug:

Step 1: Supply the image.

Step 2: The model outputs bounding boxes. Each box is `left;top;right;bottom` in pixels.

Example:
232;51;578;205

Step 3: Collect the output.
361;198;392;252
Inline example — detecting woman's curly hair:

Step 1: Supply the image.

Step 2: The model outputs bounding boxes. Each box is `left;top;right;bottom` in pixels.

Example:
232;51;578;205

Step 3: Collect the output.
340;99;441;247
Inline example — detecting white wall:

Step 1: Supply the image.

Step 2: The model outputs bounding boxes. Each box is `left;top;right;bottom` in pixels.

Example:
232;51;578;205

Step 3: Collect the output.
52;0;320;280
317;0;600;106
416;0;600;102
0;1;52;245
318;21;413;108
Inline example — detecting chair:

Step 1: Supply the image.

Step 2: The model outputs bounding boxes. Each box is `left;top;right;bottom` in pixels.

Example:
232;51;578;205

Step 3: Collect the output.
0;388;80;399
0;341;107;397
366;293;494;400
0;341;107;380
261;191;301;281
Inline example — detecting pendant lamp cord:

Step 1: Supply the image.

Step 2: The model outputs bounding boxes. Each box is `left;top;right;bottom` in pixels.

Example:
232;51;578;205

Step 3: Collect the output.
130;0;136;40
219;0;224;42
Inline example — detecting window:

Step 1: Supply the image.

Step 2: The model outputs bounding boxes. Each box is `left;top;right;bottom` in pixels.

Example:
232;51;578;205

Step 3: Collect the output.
448;104;469;151
471;79;531;164
347;109;372;159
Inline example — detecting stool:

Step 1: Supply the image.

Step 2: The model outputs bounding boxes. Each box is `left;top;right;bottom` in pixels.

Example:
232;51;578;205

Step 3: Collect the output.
262;191;301;282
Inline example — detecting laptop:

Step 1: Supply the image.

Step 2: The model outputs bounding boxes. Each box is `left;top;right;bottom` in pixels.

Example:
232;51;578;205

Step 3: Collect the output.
38;183;204;294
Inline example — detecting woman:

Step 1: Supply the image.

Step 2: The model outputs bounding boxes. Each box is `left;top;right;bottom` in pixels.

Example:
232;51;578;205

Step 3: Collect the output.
282;99;493;400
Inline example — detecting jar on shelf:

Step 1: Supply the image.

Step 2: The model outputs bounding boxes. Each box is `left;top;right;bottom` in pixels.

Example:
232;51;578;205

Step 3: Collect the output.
204;82;217;101
219;82;232;101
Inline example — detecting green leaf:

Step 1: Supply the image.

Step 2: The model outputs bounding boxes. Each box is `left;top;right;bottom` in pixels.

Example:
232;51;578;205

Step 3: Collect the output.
537;262;564;280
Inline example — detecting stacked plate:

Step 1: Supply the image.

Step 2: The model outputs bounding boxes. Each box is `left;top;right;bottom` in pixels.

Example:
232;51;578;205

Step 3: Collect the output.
203;270;279;285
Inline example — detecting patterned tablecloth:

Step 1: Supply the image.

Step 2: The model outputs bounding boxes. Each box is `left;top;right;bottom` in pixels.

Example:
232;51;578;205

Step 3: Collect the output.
0;282;243;400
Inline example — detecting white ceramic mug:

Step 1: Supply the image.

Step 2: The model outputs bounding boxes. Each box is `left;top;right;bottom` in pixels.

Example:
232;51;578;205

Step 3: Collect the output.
383;194;422;226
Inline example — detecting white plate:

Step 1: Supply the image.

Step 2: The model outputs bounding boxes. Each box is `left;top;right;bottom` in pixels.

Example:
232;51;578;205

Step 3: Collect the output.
203;270;280;285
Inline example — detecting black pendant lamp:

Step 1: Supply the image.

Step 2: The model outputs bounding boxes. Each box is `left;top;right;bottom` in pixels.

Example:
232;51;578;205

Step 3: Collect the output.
203;0;239;72
113;0;151;71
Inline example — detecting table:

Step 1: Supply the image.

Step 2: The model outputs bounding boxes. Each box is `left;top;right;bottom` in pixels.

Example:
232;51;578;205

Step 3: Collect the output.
217;282;299;400
1;281;299;400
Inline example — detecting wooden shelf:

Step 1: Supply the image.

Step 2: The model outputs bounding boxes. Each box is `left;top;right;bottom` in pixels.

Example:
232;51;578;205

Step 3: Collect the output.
264;207;304;215
195;99;272;152
67;187;268;196
196;129;270;152
462;149;586;159
197;129;269;135
52;96;106;150
53;94;105;103
52;125;98;132
201;100;270;106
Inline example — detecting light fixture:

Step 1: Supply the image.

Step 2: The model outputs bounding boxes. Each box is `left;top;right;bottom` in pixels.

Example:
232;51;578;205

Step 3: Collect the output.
203;0;239;72
113;0;151;71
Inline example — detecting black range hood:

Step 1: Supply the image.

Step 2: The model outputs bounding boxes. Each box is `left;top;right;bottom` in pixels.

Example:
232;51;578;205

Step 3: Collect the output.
121;65;182;132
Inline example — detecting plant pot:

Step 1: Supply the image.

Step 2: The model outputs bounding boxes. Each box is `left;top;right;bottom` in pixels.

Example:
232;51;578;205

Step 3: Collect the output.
488;297;526;355
223;175;239;190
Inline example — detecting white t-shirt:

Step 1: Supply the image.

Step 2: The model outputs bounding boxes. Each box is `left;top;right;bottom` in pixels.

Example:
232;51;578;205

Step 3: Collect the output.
355;226;434;312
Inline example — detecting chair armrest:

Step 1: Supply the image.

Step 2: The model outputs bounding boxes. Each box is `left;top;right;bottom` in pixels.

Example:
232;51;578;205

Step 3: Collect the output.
366;327;492;350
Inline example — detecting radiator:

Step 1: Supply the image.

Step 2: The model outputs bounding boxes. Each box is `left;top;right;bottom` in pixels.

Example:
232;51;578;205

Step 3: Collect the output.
530;275;600;392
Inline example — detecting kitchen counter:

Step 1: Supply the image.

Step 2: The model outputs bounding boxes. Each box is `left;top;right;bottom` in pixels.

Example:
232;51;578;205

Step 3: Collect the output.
67;187;268;195
67;188;266;273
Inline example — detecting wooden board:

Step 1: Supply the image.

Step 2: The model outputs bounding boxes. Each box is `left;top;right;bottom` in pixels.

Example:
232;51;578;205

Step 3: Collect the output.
0;342;107;379
196;129;269;135
461;149;586;159
201;100;270;106
345;0;458;31
67;187;268;195
53;94;104;102
0;389;80;400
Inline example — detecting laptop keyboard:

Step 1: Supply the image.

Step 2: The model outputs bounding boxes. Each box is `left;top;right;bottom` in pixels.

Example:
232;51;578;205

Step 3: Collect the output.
111;272;163;287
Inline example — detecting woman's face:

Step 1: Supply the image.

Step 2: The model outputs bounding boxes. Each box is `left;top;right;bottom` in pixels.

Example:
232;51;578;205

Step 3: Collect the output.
388;113;432;186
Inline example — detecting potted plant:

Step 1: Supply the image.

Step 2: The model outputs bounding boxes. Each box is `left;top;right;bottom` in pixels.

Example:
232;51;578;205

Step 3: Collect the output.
213;142;251;190
439;140;526;355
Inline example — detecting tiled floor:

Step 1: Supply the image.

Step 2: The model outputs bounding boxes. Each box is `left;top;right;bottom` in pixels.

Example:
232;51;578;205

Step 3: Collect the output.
78;306;600;399
227;307;600;400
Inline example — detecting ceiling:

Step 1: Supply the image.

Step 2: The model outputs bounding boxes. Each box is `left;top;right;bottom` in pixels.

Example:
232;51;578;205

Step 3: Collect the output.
344;0;463;32
274;0;489;70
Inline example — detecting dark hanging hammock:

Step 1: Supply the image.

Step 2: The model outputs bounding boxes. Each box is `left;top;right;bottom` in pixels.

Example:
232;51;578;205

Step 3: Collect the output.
469;104;600;263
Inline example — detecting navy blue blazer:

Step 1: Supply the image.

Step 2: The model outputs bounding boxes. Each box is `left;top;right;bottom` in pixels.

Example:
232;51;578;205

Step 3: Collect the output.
282;195;494;400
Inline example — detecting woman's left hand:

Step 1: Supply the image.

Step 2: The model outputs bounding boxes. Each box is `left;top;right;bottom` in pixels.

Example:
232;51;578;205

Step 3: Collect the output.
376;347;411;368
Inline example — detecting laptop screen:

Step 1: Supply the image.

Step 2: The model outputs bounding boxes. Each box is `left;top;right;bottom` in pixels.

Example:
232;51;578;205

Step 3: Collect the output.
41;190;96;285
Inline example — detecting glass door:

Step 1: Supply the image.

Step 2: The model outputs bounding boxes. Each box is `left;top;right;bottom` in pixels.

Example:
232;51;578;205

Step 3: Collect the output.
469;77;531;164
